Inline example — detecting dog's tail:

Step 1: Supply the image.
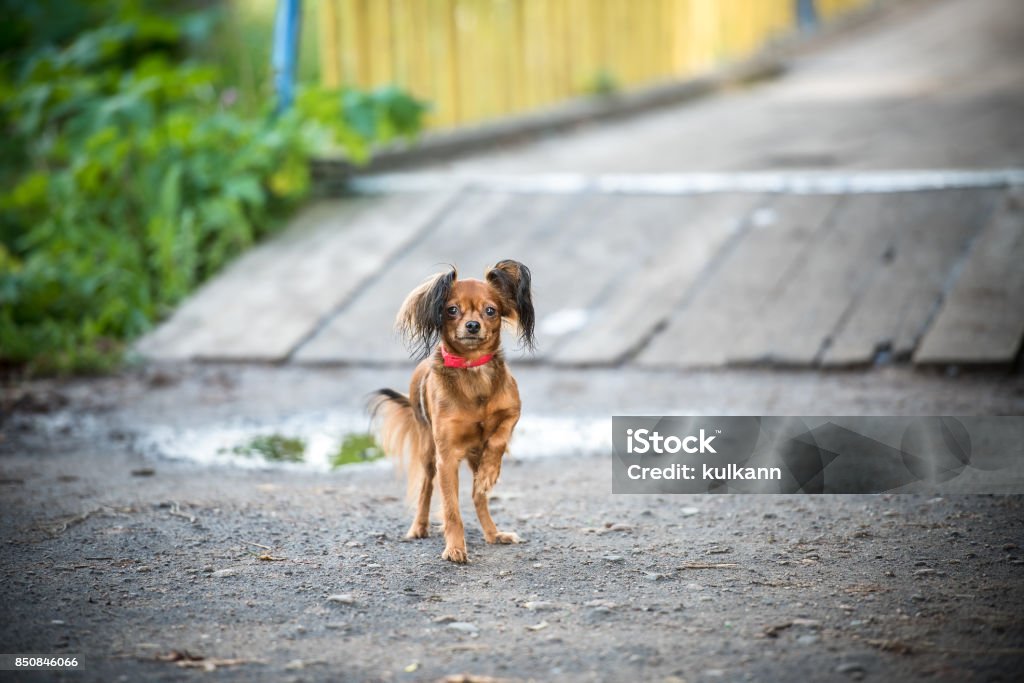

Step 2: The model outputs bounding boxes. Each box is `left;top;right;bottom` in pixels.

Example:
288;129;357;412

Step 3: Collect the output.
369;388;433;505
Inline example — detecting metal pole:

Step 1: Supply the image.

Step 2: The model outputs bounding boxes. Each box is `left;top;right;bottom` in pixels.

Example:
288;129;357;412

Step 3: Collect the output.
797;0;819;30
273;0;302;113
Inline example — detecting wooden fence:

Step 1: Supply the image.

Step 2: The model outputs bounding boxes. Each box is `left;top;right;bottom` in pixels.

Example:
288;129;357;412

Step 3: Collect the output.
317;0;872;128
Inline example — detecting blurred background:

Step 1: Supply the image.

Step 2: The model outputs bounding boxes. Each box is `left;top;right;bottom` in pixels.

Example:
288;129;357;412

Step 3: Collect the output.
1;0;890;377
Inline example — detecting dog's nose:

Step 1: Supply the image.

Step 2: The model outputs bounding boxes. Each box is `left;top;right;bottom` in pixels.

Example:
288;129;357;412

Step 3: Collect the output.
465;320;481;334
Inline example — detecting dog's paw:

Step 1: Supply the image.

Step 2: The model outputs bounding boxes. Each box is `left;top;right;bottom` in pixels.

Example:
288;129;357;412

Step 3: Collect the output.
489;531;521;545
406;523;429;539
441;545;469;563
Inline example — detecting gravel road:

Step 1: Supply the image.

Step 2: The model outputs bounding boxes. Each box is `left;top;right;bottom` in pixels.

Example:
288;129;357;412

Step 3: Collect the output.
2;365;1023;682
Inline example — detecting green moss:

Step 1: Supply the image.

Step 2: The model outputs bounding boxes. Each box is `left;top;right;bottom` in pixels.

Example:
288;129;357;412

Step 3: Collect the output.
226;434;306;463
331;432;383;469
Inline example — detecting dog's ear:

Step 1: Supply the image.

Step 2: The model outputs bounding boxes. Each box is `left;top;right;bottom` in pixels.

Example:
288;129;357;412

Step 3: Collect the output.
485;259;535;352
396;267;457;359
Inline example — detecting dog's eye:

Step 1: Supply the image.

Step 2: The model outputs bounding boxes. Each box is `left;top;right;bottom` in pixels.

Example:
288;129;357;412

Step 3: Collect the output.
485;306;497;317
446;305;459;317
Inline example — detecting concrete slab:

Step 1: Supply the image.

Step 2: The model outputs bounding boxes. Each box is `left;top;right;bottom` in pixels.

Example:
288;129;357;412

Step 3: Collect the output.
823;189;1000;365
914;188;1024;365
551;193;768;365
637;195;841;367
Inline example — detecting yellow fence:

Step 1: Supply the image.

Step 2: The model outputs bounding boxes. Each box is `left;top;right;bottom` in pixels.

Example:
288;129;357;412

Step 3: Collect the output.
318;0;871;129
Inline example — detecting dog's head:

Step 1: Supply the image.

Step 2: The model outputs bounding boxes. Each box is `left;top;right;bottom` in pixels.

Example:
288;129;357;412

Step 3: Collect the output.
397;260;535;360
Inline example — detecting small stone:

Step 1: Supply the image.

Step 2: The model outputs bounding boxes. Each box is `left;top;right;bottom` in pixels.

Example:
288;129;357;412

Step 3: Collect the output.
836;662;866;677
525;621;549;631
680;508;699;517
913;568;935;576
284;659;304;670
584;606;614;622
523;601;557;611
791;618;821;629
327;593;355;605
797;634;820;646
447;621;478;634
584;599;616;608
602;555;625;563
136;565;153;573
345;541;362;547
644;572;665;581
211;567;241;578
432;615;457;623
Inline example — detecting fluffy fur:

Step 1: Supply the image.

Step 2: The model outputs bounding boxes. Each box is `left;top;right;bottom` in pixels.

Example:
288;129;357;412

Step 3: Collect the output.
370;260;534;563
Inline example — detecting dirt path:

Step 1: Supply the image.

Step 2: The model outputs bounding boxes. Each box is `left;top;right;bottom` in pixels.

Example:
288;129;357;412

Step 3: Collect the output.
2;365;1023;682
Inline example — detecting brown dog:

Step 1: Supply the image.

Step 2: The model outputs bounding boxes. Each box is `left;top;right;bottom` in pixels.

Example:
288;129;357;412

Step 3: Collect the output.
371;260;535;563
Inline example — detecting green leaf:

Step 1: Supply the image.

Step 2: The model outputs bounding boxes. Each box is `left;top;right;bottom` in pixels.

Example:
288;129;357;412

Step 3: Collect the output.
224;174;265;207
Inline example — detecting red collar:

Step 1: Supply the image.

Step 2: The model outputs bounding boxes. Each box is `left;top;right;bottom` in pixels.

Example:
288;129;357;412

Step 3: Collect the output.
441;345;494;369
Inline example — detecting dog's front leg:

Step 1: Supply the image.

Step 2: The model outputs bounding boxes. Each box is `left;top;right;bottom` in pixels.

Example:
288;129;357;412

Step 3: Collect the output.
473;414;521;545
433;429;469;563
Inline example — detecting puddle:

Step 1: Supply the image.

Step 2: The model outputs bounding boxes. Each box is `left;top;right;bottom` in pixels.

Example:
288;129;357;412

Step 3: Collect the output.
134;412;612;472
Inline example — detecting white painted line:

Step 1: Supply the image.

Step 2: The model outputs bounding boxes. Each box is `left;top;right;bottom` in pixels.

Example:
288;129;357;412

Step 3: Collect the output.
348;169;1024;196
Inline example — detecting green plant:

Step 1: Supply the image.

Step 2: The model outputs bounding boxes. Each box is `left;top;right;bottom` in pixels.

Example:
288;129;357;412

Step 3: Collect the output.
0;5;428;374
225;434;306;463
330;432;382;469
584;68;619;97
